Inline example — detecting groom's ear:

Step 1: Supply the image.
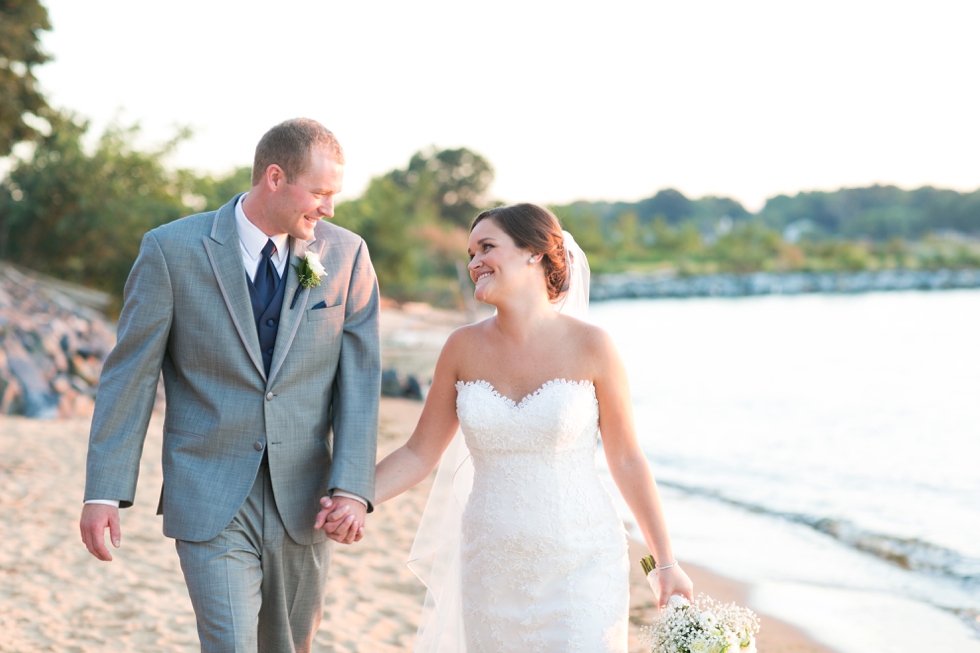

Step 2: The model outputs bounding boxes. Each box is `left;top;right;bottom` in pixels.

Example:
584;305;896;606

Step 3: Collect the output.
263;164;287;191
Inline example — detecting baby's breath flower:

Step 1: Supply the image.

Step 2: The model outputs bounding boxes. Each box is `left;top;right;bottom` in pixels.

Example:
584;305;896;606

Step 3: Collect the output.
639;593;760;653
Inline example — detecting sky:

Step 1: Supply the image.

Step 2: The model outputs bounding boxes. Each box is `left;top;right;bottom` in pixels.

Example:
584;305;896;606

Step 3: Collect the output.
34;0;980;211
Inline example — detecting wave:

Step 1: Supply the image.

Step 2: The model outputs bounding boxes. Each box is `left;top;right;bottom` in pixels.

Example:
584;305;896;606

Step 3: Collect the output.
656;479;980;586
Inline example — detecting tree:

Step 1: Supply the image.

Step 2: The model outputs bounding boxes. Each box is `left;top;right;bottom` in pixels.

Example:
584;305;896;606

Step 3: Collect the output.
0;111;196;303
192;166;252;212
758;184;980;241
334;175;433;297
708;223;792;273
635;188;694;224
0;0;52;157
333;147;496;304
552;202;606;261
386;147;494;228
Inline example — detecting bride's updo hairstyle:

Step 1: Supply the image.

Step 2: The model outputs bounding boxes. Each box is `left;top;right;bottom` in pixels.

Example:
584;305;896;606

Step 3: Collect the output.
470;203;567;301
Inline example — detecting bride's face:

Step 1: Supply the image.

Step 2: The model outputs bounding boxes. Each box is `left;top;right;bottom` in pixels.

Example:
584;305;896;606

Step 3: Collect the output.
467;219;539;304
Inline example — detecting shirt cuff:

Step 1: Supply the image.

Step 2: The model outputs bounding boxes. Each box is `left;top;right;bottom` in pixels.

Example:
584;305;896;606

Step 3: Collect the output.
330;490;368;507
85;499;121;508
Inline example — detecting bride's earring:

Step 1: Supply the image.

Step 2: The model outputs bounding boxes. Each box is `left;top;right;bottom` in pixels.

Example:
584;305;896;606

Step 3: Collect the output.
528;256;536;265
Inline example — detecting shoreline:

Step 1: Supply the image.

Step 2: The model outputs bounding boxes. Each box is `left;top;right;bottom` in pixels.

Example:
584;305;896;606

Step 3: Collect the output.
626;538;839;653
326;398;844;652
591;268;980;300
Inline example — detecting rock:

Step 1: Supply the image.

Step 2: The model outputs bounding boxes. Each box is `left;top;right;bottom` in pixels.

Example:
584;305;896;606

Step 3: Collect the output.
591;268;980;301
41;329;69;373
70;353;102;386
403;375;423;401
57;387;79;418
381;368;403;397
0;262;118;419
70;391;96;418
0;376;24;415
381;368;425;401
5;341;58;419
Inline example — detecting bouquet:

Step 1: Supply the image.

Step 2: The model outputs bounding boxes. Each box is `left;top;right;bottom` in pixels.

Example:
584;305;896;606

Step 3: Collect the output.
639;556;760;653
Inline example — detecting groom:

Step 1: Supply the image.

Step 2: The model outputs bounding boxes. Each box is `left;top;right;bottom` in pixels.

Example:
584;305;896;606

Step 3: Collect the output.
79;118;380;652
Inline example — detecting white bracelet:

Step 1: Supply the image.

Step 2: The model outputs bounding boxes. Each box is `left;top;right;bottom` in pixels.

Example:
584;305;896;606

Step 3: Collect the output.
655;561;678;570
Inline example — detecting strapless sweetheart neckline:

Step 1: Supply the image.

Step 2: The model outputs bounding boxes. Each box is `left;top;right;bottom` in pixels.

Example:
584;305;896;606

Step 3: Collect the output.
455;378;595;410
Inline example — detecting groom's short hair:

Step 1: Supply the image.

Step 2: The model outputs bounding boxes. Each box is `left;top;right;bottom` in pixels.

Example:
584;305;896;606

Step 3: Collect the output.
252;118;345;187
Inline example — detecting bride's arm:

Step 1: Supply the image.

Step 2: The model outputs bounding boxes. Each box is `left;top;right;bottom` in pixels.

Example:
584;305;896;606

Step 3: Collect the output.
372;330;464;505
590;327;694;604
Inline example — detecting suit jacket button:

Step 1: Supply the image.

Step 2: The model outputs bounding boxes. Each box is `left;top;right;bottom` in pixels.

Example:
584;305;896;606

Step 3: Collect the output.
265;392;274;401
254;441;264;451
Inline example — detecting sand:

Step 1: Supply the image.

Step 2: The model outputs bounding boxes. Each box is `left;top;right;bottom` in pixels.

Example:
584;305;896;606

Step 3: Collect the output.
0;394;837;652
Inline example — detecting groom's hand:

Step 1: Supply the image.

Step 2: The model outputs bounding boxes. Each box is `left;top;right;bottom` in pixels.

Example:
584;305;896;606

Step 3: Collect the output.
314;496;365;544
79;504;121;562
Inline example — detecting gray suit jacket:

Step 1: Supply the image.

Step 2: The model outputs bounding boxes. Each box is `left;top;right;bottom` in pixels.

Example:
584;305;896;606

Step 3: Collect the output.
84;194;381;545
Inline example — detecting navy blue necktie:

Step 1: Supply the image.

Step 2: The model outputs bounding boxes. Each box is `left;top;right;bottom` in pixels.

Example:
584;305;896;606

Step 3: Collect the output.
254;239;280;308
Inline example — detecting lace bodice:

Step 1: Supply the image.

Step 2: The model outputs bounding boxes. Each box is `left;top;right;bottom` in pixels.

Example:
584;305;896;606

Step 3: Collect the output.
453;378;629;653
456;378;599;452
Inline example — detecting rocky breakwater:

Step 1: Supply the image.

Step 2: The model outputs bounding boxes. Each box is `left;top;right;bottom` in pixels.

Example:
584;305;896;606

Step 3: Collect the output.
591;268;980;301
0;263;117;418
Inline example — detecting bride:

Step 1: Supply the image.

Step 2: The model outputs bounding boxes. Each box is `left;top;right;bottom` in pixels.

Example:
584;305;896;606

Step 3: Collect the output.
325;203;691;651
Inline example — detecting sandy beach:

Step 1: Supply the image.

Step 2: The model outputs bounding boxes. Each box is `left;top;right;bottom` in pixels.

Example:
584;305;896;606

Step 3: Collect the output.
0;303;845;652
0;392;835;653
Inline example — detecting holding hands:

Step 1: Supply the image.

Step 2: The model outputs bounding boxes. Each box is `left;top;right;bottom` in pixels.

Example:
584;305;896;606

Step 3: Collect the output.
314;496;365;544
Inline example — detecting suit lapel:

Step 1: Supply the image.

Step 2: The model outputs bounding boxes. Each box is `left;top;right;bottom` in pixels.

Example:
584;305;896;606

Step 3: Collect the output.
266;236;320;386
203;195;266;381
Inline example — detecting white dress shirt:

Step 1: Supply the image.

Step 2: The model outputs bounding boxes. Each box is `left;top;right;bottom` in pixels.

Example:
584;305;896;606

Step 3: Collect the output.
234;194;289;281
87;194;366;509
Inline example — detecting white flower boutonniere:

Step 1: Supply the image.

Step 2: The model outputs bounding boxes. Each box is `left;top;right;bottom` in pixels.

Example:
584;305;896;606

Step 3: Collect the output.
295;253;326;289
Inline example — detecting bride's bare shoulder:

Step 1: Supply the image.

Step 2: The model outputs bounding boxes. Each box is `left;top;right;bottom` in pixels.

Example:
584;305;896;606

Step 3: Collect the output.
558;315;615;351
440;318;493;360
555;317;621;378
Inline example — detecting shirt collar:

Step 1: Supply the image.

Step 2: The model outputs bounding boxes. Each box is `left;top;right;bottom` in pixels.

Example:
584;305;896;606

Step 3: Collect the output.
235;193;289;262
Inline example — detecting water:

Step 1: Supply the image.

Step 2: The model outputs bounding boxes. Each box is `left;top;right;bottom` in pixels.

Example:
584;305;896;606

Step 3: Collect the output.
589;290;980;652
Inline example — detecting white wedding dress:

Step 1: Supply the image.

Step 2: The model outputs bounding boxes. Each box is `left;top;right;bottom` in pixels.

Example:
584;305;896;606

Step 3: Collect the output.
454;378;630;653
408;232;626;652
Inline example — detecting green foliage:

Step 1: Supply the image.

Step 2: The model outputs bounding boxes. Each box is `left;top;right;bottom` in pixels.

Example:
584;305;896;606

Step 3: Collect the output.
552;210;980;277
386;147;494;229
0;111;196;305
334;147;493;304
550;184;980;277
0;0;52;157
550;202;608;260
554;188;751;232
0;102;977;309
758;185;980;240
335;175;431;296
191;166;252;212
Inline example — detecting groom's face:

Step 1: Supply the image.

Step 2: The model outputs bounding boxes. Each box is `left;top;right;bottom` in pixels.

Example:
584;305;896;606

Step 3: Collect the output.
272;147;344;240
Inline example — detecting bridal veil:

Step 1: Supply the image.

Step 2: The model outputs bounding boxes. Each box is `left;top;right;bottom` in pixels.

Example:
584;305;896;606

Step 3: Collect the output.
406;230;590;652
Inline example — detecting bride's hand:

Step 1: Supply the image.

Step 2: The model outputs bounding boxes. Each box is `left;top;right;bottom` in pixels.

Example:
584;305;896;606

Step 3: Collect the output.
656;564;694;609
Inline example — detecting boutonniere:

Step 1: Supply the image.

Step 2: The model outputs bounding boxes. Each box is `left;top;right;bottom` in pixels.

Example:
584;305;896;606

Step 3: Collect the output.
295;253;326;289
